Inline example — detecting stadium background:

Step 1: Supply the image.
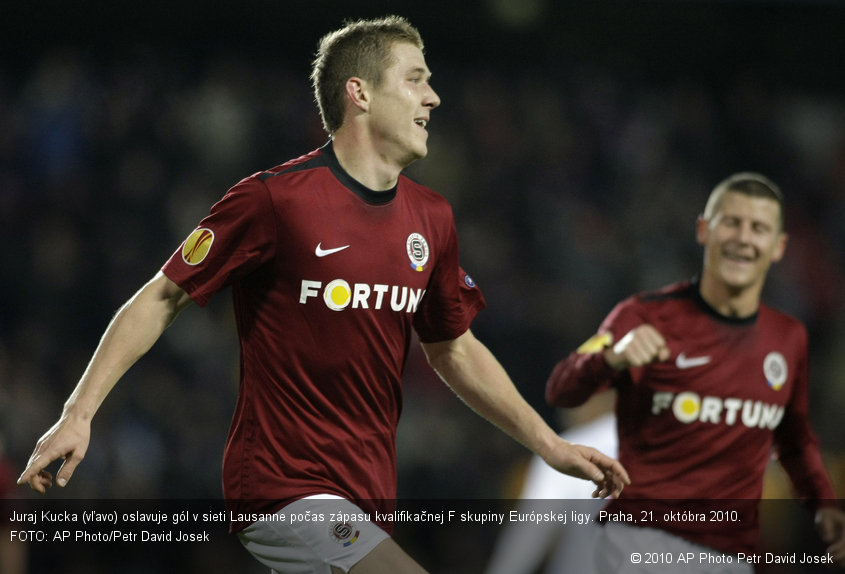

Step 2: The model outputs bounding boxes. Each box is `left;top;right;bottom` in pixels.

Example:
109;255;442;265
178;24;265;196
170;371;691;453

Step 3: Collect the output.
2;0;844;571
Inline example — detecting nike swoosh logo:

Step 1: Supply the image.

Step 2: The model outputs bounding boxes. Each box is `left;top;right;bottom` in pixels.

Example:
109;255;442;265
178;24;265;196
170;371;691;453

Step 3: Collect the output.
315;243;350;257
675;352;711;369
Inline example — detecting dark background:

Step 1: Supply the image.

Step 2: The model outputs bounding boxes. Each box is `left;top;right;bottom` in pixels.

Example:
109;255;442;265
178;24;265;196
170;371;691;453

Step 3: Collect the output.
2;1;844;571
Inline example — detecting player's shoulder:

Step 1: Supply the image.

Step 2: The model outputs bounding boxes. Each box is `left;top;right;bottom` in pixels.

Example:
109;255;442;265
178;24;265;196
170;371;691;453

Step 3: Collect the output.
215;148;325;194
396;172;455;224
255;147;326;183
399;170;448;200
603;280;693;328
623;279;696;309
220;147;331;206
757;301;807;334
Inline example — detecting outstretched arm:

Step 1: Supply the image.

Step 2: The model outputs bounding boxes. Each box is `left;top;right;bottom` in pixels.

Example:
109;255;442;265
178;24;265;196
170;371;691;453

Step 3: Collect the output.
421;330;629;498
18;271;193;493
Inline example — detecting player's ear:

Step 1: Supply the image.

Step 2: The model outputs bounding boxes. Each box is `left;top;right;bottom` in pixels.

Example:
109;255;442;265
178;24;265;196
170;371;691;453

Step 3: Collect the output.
695;214;709;246
770;232;788;263
345;77;370;112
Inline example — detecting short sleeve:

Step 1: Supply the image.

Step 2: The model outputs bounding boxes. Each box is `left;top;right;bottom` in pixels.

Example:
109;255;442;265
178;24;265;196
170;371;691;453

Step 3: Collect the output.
162;176;276;306
413;219;486;343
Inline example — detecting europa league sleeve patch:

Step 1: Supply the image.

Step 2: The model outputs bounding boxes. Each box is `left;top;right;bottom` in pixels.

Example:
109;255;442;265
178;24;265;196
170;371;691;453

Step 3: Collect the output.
181;228;215;265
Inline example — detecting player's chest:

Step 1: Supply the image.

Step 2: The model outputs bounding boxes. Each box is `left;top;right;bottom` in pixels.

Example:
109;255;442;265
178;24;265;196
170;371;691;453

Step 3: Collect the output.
629;318;796;430
277;195;439;290
637;318;795;405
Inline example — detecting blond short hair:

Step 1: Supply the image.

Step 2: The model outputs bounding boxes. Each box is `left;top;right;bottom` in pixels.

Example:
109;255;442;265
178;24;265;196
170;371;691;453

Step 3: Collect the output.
703;172;785;231
310;15;424;134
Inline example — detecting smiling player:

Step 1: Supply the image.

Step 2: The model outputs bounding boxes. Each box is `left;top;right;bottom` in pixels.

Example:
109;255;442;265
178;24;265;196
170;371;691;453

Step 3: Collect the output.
17;16;628;574
546;173;845;572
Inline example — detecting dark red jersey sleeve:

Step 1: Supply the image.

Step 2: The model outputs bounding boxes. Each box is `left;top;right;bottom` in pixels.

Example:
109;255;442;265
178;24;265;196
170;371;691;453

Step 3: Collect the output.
546;297;644;407
772;325;838;509
412;216;486;343
162;176;276;306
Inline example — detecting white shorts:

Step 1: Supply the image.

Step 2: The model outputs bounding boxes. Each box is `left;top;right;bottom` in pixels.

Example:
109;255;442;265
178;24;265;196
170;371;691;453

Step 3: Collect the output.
237;495;390;574
596;522;753;574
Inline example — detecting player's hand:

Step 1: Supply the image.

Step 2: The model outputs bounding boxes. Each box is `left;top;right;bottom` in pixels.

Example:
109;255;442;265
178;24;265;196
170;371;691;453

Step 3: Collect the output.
603;324;670;370
815;507;845;566
543;440;630;499
17;414;91;494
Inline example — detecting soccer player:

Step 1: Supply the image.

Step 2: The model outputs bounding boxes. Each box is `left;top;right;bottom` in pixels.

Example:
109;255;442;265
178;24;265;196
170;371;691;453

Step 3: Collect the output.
546;173;845;572
17;16;628;574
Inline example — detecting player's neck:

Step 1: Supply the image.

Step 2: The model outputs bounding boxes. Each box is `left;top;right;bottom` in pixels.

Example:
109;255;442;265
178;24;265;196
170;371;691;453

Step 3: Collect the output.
331;132;403;192
698;274;762;319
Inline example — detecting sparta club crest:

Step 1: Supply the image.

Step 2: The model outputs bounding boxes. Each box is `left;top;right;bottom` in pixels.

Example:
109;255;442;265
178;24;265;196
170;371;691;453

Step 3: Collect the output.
406;233;429;272
763;351;788;391
329;521;360;547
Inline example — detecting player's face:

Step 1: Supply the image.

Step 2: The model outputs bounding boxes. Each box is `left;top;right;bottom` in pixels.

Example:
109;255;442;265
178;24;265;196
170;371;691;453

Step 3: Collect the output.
367;42;440;167
697;191;787;293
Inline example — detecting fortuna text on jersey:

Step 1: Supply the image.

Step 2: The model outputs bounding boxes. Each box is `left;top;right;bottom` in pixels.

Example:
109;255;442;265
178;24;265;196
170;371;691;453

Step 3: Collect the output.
300;279;426;312
652;391;785;429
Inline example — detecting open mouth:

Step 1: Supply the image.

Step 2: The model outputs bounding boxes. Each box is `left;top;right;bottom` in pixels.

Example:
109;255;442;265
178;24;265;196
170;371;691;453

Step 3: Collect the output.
723;250;755;263
414;119;428;129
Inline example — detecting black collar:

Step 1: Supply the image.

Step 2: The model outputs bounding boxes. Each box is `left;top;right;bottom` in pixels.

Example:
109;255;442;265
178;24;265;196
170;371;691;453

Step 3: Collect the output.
691;276;758;326
322;141;397;205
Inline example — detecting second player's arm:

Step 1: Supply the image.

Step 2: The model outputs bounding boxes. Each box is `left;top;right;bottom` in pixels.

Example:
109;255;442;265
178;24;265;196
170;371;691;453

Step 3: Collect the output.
546;324;669;408
18;271;193;492
421;329;629;497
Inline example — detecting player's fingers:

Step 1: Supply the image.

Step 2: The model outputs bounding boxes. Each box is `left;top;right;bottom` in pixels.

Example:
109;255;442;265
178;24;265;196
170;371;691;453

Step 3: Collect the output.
611;459;631;486
35;471;54;493
56;455;83;487
627;340;663;367
644;341;669;364
814;510;844;544
588;456;630;498
589;450;631;486
17;467;35;487
631;345;656;367
637;325;669;363
816;516;835;542
826;533;845;563
626;346;648;367
17;453;50;487
595;474;623;499
641;324;667;347
23;470;53;494
579;456;627;499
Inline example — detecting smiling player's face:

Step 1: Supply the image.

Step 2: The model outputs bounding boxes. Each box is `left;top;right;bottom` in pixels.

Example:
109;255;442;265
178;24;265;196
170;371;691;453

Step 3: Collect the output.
697;191;787;294
366;42;441;167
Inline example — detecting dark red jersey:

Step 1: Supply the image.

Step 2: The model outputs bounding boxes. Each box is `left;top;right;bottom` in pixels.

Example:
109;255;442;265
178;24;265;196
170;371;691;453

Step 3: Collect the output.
162;143;485;532
546;279;836;555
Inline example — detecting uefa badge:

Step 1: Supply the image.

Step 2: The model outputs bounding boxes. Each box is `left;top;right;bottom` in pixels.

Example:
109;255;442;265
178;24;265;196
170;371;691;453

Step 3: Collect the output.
763;352;788;391
181;228;214;265
329;521;360;547
406;232;429;272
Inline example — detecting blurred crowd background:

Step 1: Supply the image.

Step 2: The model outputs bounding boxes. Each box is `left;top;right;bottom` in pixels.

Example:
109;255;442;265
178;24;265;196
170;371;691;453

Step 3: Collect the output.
2;0;844;571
